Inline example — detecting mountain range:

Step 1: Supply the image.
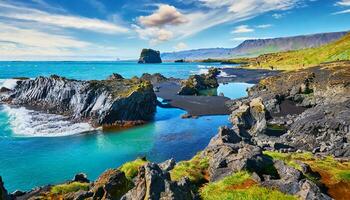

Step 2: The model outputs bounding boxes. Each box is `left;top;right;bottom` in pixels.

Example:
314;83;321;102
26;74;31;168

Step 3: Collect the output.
161;31;348;61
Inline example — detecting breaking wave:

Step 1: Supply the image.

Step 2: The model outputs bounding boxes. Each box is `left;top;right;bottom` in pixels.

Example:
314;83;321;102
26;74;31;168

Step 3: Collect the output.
0;105;96;137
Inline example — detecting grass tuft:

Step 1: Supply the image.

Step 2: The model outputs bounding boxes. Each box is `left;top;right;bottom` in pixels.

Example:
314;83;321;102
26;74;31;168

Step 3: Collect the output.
51;182;89;195
170;153;209;183
119;158;148;180
200;171;297;200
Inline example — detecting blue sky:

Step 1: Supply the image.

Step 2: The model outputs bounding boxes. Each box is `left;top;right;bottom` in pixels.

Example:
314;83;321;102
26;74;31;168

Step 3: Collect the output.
0;0;350;60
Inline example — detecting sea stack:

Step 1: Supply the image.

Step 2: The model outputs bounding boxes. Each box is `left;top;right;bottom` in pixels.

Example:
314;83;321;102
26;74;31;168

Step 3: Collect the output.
138;49;162;64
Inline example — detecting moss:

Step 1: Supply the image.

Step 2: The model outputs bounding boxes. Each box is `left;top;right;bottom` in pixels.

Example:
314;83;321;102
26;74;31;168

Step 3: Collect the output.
51;182;89;195
170;153;209;184
263;151;350;183
119;158;148;180
200;171;297;200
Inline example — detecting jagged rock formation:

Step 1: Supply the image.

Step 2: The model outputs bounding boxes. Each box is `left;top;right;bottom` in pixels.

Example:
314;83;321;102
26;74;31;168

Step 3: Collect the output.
0;74;157;128
178;68;220;95
161;31;348;60
226;61;350;156
1;176;9;200
138;49;162;64
122;163;194;200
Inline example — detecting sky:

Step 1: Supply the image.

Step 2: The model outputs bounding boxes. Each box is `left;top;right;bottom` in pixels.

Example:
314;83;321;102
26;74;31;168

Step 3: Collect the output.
0;0;350;60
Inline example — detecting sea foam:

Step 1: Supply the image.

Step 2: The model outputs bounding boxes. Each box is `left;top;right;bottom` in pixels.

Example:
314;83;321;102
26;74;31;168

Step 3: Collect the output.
1;105;96;137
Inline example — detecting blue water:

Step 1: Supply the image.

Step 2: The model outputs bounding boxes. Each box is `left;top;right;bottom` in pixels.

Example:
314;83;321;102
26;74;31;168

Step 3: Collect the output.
0;61;250;192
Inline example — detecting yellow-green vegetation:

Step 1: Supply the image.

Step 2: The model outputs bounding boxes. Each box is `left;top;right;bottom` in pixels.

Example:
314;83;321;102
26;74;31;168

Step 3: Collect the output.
50;182;89;195
241;33;350;70
170;153;209;183
119;158;148;180
200;171;297;200
263;151;350;183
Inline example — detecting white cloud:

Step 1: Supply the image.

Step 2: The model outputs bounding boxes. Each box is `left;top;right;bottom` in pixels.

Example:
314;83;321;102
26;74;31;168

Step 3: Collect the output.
232;25;254;33
0;1;129;34
272;13;283;19
336;0;350;6
0;22;121;60
134;1;302;44
138;4;188;27
174;42;188;51
256;24;273;28
334;0;350;14
133;25;174;45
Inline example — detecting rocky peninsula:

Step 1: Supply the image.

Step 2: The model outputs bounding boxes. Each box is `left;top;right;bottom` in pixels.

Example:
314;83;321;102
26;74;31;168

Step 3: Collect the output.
0;74;157;129
1;61;349;200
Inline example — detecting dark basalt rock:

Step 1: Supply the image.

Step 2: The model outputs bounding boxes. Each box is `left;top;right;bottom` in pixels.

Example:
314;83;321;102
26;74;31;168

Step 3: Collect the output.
121;163;194;200
138;49;162;64
0;176;9;200
91;169;132;200
226;62;350;157
0;75;157;128
178;68;220;95
140;73;168;85
107;73;124;80
73;173;89;183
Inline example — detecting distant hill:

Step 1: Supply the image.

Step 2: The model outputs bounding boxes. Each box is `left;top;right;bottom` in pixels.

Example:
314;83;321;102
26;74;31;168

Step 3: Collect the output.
161;31;348;61
242;32;350;70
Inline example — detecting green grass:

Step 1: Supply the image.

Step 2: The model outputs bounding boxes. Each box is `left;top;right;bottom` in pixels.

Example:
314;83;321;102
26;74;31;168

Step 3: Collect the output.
119;158;148;180
241;33;350;70
200;171;297;200
170;153;209;183
51;182;89;195
263;151;313;171
264;151;350;183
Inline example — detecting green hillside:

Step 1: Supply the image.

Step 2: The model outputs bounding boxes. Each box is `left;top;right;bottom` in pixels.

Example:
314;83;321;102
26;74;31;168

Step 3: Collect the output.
241;32;350;70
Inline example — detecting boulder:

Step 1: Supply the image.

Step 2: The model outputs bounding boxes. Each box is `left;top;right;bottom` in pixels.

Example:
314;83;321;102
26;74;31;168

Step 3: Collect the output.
140;73;168;85
91;169;132;200
204;142;266;182
178;68;219;95
107;73;124;80
230;98;267;135
73;173;89;183
121;163;194;200
297;180;332;200
208;126;242;147
138;49;162;64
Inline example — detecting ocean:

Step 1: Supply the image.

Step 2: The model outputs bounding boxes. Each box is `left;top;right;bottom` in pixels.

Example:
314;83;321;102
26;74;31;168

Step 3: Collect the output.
0;61;252;192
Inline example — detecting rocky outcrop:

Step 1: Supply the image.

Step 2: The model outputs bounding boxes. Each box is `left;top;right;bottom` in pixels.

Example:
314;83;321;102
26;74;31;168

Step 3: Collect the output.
91;169;132;200
121;163;194;200
178;68;220;95
0;75;157;128
138;49;162;64
1;176;9;200
140;73;168;85
226;62;350;156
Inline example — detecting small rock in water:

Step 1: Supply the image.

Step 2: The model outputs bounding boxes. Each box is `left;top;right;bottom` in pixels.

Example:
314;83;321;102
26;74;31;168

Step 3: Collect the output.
73;173;90;183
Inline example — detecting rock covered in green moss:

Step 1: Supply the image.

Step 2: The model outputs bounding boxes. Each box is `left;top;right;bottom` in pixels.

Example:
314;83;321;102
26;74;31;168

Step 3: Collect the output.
178;68;220;95
138;49;162;64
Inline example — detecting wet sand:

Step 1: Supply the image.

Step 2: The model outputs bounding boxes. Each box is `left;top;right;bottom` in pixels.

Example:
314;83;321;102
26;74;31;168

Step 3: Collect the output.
155;81;231;116
218;68;280;84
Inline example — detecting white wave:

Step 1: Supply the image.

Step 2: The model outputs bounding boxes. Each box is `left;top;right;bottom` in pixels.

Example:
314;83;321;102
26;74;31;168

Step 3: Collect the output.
2;105;96;137
218;71;237;78
0;79;19;90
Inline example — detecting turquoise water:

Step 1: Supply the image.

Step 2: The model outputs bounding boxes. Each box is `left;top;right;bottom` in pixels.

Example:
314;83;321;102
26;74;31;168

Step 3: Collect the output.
0;61;250;192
